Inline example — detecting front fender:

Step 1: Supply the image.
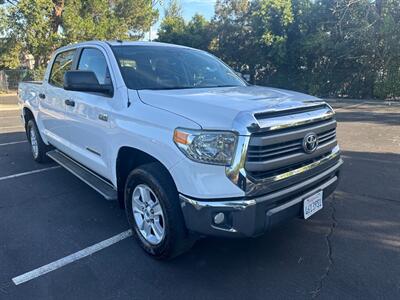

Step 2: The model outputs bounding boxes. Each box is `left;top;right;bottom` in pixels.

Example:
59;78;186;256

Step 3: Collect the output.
109;101;201;187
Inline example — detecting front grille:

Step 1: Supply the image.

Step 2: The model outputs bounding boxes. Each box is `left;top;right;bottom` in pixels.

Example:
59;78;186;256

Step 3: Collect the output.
247;127;336;162
245;110;337;180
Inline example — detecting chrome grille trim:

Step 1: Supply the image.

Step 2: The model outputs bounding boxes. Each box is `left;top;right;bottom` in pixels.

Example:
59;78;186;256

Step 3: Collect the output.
255;105;334;132
226;144;341;196
249;146;340;184
226;102;341;197
247;126;337;163
246;108;337;176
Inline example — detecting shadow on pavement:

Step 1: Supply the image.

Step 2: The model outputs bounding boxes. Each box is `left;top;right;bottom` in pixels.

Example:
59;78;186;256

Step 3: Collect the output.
336;110;400;126
0;131;26;144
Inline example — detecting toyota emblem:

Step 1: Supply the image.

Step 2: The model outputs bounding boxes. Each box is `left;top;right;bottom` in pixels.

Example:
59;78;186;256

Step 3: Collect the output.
303;133;318;153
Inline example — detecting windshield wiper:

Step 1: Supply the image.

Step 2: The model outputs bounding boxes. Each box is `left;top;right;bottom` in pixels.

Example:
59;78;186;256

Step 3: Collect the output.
144;86;196;90
141;85;242;91
212;85;240;88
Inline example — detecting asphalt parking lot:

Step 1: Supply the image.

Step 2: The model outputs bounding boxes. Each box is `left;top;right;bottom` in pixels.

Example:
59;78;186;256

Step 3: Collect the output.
0;96;399;299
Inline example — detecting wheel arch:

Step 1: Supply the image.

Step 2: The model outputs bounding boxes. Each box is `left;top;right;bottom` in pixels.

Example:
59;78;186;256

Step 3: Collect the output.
22;107;34;129
22;106;49;144
115;146;178;207
22;106;36;141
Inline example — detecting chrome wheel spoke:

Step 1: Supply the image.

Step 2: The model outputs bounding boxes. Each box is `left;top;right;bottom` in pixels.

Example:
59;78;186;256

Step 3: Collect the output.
133;206;144;214
143;220;151;237
139;186;151;204
152;203;162;216
136;217;144;230
151;220;163;240
133;197;144;213
131;184;165;245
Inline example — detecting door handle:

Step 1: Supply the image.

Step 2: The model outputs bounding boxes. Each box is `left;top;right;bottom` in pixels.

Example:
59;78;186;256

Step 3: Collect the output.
65;99;75;107
98;113;108;122
38;93;46;99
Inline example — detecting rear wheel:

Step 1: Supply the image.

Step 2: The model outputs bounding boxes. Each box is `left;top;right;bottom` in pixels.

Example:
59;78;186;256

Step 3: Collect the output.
124;163;194;259
27;119;50;163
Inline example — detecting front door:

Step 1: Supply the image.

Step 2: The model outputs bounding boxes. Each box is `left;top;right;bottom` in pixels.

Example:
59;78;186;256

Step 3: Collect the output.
62;47;115;179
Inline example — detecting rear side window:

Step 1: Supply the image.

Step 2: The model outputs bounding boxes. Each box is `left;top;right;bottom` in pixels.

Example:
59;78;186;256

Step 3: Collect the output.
49;50;75;88
78;48;111;85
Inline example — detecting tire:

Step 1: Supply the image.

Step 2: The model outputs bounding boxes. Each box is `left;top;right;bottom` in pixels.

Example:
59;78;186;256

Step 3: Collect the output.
26;119;51;163
124;162;194;259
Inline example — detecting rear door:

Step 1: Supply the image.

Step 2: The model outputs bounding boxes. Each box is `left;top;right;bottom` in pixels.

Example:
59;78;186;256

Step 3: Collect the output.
62;47;116;178
39;49;76;145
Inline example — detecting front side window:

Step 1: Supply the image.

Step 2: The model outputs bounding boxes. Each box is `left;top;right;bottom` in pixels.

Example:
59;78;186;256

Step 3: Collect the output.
49;50;75;87
112;46;246;90
78;48;110;85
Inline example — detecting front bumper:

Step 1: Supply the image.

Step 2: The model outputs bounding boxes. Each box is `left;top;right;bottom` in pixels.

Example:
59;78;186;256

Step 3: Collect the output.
180;159;342;237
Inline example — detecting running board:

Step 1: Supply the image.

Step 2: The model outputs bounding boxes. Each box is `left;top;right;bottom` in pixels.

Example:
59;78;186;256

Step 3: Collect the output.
46;150;117;201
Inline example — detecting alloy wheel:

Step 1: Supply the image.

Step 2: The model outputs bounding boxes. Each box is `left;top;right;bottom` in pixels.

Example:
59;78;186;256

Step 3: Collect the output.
132;184;165;245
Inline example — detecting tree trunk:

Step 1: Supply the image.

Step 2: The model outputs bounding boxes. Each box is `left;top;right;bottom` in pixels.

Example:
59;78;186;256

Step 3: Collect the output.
51;0;64;34
34;56;41;69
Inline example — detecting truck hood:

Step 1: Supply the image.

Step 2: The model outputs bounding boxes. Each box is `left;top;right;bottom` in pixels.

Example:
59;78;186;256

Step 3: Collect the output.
137;85;324;133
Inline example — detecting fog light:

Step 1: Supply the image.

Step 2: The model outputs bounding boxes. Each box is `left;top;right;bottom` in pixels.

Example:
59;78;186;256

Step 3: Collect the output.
214;212;225;225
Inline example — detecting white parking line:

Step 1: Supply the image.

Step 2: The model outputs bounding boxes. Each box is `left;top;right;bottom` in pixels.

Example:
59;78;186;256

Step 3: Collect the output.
0;104;19;111
12;230;132;285
0;140;27;147
0;166;61;182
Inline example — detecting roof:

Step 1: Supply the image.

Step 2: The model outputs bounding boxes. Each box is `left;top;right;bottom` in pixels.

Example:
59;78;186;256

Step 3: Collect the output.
56;40;191;53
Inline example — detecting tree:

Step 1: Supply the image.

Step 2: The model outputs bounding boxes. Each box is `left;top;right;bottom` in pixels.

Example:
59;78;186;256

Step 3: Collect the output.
211;0;293;83
164;0;182;19
2;0;400;98
62;0;158;42
0;0;158;68
157;0;186;44
183;14;212;50
5;0;63;68
211;0;256;77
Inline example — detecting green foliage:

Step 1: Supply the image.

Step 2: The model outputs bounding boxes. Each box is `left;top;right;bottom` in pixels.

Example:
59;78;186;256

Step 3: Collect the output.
63;0;158;42
5;0;62;68
157;0;400;99
24;67;47;81
157;1;212;50
1;0;399;99
157;0;186;45
0;39;22;69
0;0;158;69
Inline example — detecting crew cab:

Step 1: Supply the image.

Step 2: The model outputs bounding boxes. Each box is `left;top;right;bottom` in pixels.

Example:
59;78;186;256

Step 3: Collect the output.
18;41;342;259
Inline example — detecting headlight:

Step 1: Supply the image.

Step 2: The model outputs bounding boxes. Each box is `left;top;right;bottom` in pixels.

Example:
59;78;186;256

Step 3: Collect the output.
173;128;237;166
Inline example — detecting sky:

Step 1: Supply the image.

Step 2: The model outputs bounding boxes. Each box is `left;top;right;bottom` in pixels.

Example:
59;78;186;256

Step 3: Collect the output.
144;0;217;41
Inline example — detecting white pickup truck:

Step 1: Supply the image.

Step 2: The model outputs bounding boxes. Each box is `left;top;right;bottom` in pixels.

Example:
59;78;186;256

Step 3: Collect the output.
19;41;342;259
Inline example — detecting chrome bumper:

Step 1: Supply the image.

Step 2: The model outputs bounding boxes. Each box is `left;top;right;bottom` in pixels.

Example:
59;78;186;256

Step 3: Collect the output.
180;158;342;237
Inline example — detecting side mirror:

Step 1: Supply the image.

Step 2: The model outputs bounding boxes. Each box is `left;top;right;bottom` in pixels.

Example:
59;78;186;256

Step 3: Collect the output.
64;71;113;95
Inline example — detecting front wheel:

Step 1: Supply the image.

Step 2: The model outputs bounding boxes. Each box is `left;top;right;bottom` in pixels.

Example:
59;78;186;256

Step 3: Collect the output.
124;163;194;259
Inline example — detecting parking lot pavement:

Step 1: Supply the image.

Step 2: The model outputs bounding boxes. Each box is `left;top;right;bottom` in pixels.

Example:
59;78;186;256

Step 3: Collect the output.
0;97;399;299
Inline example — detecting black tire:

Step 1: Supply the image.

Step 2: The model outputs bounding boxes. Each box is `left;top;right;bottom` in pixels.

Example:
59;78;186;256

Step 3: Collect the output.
124;162;195;259
26;119;51;163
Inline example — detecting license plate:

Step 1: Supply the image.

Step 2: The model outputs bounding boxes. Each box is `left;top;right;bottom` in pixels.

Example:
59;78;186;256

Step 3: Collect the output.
303;191;323;219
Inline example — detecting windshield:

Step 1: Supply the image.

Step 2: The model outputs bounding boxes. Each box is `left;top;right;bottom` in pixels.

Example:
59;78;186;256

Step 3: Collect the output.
111;45;246;90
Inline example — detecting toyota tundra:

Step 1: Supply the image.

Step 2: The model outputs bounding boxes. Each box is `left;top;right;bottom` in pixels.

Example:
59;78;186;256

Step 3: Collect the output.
18;41;342;259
